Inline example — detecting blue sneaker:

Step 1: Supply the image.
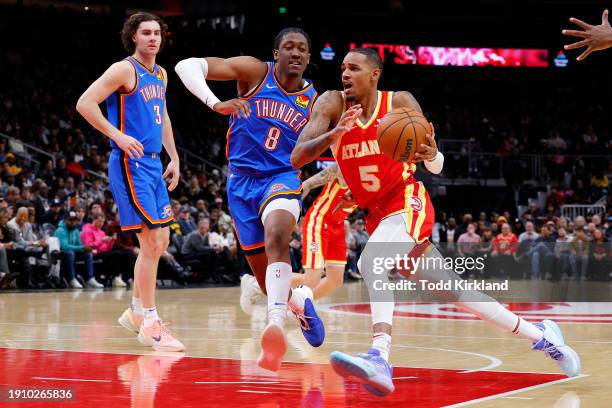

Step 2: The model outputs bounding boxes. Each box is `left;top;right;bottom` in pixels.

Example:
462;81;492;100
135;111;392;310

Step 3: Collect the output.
532;319;581;377
330;349;394;397
290;286;325;347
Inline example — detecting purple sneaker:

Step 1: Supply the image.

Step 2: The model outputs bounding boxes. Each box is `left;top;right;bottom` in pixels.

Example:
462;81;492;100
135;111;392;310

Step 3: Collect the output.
330;348;394;396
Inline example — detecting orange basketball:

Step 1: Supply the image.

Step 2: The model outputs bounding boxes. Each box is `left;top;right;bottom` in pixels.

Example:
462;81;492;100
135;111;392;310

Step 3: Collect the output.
377;107;431;162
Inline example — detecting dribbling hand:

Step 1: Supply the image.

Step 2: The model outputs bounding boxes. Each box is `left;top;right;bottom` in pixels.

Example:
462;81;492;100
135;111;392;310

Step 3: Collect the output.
213;98;251;118
414;122;438;162
116;133;144;160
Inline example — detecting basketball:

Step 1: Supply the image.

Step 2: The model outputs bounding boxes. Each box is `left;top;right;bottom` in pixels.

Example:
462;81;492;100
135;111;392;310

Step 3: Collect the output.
377;107;432;162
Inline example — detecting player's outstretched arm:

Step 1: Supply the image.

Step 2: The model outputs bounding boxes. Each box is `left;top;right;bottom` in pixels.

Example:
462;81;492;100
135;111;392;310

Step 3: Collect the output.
301;163;341;198
392;91;444;174
76;61;144;159
291;91;361;169
159;67;180;192
563;9;612;61
174;56;267;118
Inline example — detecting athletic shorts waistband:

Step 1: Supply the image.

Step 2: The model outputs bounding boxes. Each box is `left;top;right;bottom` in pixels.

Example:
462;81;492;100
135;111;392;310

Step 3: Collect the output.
111;149;161;159
229;165;296;178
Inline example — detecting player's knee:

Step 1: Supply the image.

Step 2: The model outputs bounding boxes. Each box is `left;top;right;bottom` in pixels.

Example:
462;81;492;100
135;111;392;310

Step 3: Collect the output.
144;229;169;256
264;225;290;253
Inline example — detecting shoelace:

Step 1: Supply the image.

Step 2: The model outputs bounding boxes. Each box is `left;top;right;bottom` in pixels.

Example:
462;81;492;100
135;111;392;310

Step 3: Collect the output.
248;281;262;302
154;320;173;338
541;340;564;361
289;305;312;331
356;352;391;374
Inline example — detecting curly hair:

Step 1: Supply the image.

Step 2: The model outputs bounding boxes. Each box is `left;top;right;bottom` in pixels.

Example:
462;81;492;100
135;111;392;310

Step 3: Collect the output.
121;12;168;54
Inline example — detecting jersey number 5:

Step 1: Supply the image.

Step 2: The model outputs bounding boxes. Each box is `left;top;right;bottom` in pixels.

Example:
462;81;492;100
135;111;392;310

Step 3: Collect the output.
264;126;281;151
359;165;380;192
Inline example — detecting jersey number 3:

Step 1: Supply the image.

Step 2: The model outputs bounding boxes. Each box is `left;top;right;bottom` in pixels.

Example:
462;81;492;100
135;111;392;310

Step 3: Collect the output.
264;126;281;151
154;105;162;125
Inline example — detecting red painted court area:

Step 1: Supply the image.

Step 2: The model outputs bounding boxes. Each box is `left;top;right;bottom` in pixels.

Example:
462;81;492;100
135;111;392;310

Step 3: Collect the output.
0;348;565;407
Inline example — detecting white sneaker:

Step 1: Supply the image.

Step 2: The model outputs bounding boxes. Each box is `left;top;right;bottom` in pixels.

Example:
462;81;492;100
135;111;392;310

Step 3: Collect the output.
112;276;127;288
87;277;104;288
240;274;263;315
532;319;581;377
257;321;287;372
69;278;83;289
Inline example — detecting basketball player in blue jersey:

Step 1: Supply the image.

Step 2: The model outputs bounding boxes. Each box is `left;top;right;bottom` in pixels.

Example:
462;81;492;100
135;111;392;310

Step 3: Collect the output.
175;28;324;371
76;13;184;352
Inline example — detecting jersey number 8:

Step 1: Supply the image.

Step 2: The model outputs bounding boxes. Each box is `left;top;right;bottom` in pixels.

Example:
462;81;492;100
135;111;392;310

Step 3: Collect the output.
264;126;281;151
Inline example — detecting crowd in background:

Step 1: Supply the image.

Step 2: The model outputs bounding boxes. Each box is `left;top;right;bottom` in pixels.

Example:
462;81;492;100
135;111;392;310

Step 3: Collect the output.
0;4;609;289
434;210;611;280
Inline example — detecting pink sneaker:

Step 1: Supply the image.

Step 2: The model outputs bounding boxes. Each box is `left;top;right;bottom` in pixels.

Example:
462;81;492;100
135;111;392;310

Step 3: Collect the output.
118;307;143;334
137;320;185;352
256;321;287;372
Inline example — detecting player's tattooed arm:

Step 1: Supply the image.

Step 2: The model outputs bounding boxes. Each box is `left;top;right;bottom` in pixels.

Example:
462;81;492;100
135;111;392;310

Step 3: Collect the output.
392;91;423;113
301;163;340;198
291;91;362;169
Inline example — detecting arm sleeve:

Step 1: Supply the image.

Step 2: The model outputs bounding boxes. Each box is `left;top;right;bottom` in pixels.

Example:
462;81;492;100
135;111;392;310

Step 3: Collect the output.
174;58;221;110
424;151;444;174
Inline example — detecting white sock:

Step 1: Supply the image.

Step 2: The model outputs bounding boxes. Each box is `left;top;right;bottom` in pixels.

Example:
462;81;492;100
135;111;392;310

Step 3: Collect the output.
457;302;543;343
372;332;392;361
513;318;544;343
266;262;292;325
288;285;312;311
371;301;394;327
131;296;144;316
143;307;159;328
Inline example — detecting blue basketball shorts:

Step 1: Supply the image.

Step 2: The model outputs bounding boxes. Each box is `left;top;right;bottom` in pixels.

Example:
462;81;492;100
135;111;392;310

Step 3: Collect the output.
108;150;174;233
227;168;302;255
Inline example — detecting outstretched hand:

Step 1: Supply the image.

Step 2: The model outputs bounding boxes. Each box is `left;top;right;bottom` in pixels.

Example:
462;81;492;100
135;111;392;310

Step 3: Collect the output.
562;9;612;61
332;104;362;137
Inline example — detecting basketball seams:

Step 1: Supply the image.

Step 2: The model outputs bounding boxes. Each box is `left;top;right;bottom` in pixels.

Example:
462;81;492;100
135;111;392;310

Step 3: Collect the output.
392;118;415;161
405;119;418;161
377;117;406;146
411;120;431;152
377;107;429;162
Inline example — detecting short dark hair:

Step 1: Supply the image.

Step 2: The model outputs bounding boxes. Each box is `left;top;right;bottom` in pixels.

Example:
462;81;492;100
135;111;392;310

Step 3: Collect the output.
121;12;168;54
349;47;383;71
274;27;311;51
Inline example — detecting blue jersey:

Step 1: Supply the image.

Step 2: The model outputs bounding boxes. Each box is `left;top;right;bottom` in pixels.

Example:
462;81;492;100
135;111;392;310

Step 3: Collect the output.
107;56;165;154
226;62;317;173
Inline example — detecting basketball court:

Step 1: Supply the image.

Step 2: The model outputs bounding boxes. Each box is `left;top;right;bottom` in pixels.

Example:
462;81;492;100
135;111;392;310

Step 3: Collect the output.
1;281;609;407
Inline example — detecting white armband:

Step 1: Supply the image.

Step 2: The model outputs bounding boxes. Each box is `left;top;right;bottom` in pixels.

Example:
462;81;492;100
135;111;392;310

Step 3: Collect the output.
424;151;444;174
174;57;221;110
